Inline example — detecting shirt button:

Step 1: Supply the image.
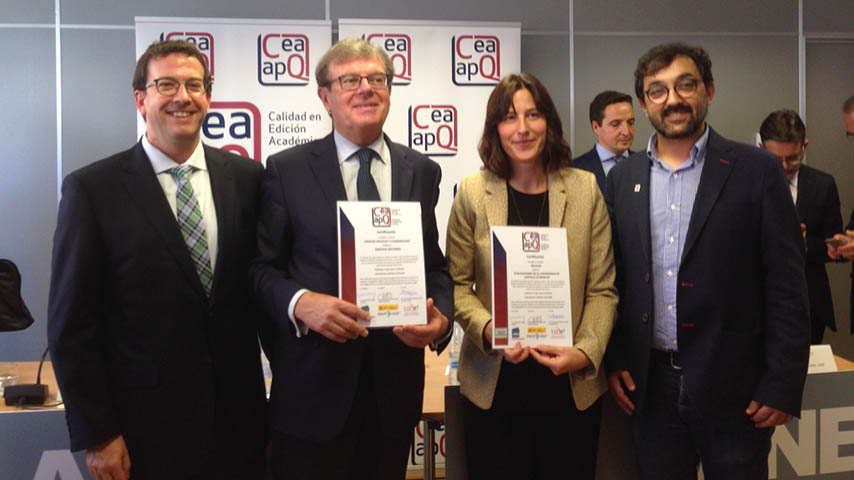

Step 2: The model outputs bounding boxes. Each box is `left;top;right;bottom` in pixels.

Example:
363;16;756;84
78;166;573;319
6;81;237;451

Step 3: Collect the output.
667;270;673;277
668;236;674;244
673;173;678;179
670;203;676;211
667;304;673;311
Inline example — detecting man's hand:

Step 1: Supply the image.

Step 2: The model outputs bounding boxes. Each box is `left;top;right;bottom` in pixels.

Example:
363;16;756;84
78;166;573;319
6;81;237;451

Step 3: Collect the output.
294;291;369;343
800;222;807;241
607;370;637;415
745;401;792;428
828;230;854;260
530;345;591;375
86;435;131;480
393;298;448;348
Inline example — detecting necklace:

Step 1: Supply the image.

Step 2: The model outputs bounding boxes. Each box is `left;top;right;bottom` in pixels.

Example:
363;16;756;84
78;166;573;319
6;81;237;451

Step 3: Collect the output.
507;182;547;226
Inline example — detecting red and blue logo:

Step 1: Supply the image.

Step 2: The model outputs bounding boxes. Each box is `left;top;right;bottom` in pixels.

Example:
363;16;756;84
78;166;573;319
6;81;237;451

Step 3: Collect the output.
203;101;262;162
408;105;458;157
365;33;411;85
257;33;310;86
160;32;214;80
451;35;500;86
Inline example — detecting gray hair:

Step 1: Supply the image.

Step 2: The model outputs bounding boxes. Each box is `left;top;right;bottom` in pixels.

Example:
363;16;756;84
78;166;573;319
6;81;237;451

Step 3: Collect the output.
315;37;394;87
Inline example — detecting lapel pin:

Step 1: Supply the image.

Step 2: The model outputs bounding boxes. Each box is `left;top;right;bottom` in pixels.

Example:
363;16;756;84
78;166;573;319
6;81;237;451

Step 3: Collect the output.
634;184;641;192
719;158;730;165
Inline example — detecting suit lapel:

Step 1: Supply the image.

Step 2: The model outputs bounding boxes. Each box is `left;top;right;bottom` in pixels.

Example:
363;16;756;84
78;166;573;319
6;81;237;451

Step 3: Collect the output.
795;166;810;219
205;146;235;299
547;170;567;227
120;142;207;299
308;134;348;207
681;128;734;262
388;137;414;201
630;154;653;266
484;172;508;228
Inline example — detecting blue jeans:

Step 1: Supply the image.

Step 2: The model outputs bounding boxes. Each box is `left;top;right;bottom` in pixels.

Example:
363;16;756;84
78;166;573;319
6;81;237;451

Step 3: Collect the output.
631;357;774;480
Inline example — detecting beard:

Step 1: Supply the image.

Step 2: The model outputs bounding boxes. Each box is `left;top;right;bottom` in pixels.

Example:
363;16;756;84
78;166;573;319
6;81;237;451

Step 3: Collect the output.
649;101;708;139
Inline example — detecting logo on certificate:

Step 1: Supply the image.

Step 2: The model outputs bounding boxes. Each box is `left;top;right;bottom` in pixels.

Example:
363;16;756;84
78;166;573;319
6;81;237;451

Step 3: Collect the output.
511;327;520;339
372;207;392;227
521;232;540;252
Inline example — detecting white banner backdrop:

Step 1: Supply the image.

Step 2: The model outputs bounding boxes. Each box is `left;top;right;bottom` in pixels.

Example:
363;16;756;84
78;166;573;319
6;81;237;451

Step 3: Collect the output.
338;19;521;249
135;17;332;164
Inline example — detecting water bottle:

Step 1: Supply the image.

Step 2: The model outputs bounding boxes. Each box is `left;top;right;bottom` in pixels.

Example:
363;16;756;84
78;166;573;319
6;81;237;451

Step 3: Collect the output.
447;323;463;385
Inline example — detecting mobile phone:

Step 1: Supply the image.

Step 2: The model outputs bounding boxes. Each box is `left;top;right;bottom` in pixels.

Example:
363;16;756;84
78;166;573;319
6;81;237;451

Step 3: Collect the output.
826;237;851;248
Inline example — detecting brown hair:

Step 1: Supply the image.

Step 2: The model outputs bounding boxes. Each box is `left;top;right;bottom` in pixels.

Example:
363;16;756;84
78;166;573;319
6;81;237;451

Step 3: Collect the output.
634;42;713;103
759;109;806;144
132;40;211;93
478;73;571;179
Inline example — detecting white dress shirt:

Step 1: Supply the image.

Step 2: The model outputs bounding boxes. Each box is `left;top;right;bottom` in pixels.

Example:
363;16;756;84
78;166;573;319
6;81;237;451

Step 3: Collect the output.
142;135;218;271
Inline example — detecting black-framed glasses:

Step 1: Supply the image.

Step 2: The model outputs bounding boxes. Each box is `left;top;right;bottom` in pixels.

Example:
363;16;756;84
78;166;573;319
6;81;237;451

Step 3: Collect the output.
326;73;391;91
145;77;210;96
644;77;700;104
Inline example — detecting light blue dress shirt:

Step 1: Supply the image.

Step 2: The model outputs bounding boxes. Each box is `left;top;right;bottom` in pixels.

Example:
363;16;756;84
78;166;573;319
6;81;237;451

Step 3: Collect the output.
648;126;709;352
595;143;629;177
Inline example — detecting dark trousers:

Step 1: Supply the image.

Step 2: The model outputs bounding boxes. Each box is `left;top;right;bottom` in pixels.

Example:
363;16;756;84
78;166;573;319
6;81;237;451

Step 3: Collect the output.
632;356;774;480
462;395;602;480
271;350;412;480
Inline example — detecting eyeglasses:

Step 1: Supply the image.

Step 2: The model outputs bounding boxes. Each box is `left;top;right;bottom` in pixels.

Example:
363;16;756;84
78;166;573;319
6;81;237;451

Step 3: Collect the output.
644;78;700;104
145;77;210;96
846;131;854;141
778;151;805;165
326;73;391;91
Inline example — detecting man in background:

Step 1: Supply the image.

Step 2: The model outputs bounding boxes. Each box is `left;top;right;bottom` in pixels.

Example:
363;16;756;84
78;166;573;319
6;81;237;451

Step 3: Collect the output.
828;94;854;334
48;40;266;480
573;90;635;192
760;109;842;343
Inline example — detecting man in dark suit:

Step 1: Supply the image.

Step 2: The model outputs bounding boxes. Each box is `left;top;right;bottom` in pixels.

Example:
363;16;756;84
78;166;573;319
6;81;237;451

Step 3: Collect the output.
250;38;453;480
759;109;842;343
828;94;854;334
604;43;810;479
48;40;267;480
573;90;635;192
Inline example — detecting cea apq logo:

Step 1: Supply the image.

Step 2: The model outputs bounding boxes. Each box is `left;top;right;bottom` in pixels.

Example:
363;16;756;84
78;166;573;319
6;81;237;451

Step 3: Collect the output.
372;207;392;227
522;232;540;252
202;102;262;162
160;32;214;79
364;33;411;85
451;35;500;86
408;105;458;157
257;34;310;86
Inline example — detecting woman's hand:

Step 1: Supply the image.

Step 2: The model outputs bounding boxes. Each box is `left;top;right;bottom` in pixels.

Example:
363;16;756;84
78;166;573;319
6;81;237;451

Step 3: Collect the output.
483;320;530;363
530;345;591;375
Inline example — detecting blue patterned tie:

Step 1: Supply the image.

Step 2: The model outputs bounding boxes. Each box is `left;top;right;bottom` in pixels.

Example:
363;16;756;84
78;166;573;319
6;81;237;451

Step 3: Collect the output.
170;165;213;296
356;148;380;201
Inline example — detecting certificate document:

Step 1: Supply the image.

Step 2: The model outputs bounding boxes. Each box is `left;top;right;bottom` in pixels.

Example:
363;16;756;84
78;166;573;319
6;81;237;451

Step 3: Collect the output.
490;226;572;348
338;201;427;328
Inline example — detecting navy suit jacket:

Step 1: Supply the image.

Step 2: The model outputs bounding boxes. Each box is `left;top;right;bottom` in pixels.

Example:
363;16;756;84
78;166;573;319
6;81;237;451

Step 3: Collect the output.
604;128;810;417
48;142;267;478
251;133;453;442
794;164;842;336
573;146;632;193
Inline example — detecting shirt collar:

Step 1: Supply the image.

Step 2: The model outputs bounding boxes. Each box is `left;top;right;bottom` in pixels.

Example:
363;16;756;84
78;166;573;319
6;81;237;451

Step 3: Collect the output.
142;134;207;174
789;168;799;188
595;142;629;161
646;124;710;169
334;130;389;166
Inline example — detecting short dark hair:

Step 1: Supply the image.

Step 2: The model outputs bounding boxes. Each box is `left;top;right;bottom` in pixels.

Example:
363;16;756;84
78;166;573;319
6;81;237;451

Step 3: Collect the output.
589;91;633;125
478;73;571;179
843;95;854;114
132;40;212;93
634;42;713;102
759;109;806;144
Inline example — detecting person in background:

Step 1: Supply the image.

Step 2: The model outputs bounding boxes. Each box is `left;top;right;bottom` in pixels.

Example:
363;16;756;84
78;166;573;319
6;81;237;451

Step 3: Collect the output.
446;72;617;479
573;90;636;193
828;94;854;335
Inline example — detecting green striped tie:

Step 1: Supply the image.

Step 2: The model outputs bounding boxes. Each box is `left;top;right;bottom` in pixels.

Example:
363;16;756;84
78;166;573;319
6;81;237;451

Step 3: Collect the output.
170;165;213;296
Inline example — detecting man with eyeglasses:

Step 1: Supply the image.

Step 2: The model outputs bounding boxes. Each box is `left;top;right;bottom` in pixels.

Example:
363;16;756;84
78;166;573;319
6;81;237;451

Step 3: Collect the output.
827;95;854;335
604;43;810;479
48;40;267;480
250;37;453;480
759;109;842;344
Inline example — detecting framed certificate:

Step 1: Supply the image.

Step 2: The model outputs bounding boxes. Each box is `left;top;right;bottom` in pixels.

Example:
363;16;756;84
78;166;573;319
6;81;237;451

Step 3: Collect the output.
490;225;572;348
338;201;427;328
